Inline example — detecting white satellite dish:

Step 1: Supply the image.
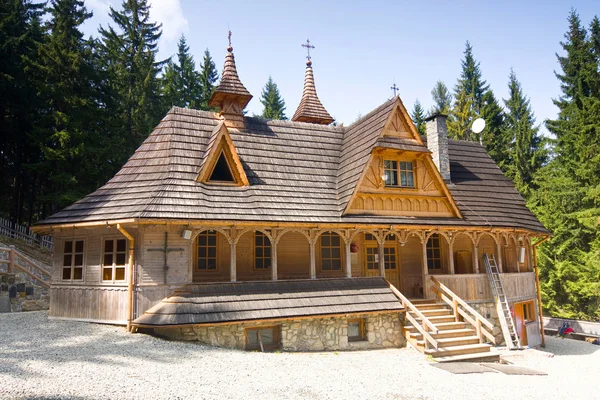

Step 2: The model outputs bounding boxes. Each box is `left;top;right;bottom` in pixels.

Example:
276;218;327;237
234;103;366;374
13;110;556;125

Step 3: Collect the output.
472;118;486;134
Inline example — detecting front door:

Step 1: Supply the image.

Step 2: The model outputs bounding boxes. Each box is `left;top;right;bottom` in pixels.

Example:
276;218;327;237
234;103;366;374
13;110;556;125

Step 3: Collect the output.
364;245;399;288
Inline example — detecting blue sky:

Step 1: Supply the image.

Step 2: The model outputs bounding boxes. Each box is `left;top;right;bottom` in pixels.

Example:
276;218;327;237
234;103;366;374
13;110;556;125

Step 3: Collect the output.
82;0;599;132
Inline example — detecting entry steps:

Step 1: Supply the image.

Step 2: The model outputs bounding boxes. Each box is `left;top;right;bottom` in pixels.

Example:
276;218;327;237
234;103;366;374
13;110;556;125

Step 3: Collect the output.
483;253;522;349
404;299;499;363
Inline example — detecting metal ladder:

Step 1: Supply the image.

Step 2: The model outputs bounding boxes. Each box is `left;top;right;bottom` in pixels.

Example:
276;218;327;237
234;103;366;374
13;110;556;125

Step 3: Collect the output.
483;253;521;349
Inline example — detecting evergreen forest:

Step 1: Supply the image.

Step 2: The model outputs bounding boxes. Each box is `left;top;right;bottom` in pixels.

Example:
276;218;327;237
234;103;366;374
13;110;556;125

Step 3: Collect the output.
1;2;598;320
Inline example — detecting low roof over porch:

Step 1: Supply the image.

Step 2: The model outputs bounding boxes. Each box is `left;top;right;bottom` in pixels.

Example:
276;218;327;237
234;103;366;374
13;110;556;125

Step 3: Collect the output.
133;277;404;327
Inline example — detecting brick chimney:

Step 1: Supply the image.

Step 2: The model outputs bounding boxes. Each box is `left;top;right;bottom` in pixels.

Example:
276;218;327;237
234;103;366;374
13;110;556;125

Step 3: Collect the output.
425;114;451;181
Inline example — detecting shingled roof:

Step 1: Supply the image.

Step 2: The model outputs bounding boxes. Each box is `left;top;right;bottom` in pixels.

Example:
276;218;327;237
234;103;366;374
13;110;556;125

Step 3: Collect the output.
37;99;547;233
133;277;403;327
291;60;334;125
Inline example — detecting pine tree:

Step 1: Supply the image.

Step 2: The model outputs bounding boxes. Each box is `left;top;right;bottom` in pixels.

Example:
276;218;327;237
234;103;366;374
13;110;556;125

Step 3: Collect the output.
530;10;600;320
260;76;287;120
27;0;106;215
99;0;164;156
0;0;44;222
160;35;202;110
198;49;218;110
446;90;473;140
411;100;426;135
480;90;508;168
503;70;546;196
430;81;452;114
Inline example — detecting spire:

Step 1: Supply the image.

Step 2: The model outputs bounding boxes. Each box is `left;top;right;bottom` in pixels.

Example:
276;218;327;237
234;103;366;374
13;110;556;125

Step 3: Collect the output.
209;31;252;128
291;40;334;125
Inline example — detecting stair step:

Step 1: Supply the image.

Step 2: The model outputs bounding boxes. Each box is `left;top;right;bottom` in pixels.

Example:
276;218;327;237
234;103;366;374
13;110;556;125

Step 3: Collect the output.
408;299;438;305
411;315;456;324
411;328;476;340
412;302;447;310
409;309;453;317
417;336;481;347
406;321;468;332
425;343;491;358
434;352;500;363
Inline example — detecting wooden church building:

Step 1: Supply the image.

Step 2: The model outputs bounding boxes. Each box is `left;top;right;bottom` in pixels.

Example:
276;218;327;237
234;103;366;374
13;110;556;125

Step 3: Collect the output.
35;38;548;359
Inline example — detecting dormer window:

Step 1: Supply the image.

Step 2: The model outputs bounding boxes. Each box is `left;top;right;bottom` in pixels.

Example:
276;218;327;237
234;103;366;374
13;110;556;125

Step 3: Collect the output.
384;160;414;188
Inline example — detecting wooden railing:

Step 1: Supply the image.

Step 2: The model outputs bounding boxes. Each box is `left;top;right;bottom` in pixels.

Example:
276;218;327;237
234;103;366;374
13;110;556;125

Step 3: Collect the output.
430;276;496;345
388;283;439;350
0;246;52;288
0;218;54;249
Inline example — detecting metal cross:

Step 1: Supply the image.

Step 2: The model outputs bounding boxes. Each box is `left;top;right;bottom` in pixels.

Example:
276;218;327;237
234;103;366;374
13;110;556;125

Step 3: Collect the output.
147;232;184;284
302;39;315;60
391;82;399;97
228;30;232;47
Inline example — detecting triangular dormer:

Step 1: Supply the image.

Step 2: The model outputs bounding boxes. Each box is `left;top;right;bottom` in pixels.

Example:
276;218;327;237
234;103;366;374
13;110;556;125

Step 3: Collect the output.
197;123;249;186
342;97;461;218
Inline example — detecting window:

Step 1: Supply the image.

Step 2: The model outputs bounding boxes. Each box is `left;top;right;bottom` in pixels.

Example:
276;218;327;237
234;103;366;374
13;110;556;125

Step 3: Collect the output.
209;151;235;182
254;232;271;269
365;247;397;270
246;326;280;351
320;232;342;271
62;240;84;281
348;319;366;342
102;238;127;281
384;160;414;188
426;234;442;270
197;231;217;270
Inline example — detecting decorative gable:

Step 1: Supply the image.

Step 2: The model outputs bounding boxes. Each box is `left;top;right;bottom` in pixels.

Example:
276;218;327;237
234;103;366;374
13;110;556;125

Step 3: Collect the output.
342;98;461;218
197;123;249;186
381;98;424;144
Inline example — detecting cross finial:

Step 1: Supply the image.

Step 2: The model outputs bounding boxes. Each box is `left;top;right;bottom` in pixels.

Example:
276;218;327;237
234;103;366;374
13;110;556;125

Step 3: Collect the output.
228;30;232;48
301;39;315;60
391;82;399;97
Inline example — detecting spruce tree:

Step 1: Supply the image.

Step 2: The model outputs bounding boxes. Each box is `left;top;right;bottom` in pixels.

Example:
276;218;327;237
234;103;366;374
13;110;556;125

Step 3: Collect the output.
199;49;219;110
260;76;287;120
430;81;452;114
503;70;546;196
480;90;508;169
446;90;473;140
411;100;426;135
99;0;164;156
160;35;202;110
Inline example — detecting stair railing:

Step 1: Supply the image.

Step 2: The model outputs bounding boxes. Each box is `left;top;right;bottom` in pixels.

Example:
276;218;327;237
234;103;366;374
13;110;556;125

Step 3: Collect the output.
429;276;496;345
0;246;52;288
388;283;439;350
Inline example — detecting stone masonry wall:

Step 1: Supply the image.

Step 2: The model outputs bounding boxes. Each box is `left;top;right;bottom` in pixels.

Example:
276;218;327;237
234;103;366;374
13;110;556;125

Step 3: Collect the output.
153;312;405;351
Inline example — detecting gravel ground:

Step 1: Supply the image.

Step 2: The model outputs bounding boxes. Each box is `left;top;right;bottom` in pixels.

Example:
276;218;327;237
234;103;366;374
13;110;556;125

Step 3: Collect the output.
1;312;599;400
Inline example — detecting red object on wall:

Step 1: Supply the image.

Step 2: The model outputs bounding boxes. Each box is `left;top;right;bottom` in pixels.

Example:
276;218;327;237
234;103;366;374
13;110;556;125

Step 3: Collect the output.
350;243;359;253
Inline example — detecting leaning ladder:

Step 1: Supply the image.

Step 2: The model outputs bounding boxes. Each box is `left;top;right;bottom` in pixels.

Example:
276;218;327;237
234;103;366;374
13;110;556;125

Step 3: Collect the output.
483;253;521;349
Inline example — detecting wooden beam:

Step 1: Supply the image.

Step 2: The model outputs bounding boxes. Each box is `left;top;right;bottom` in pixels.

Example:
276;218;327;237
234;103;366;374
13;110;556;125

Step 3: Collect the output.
309;242;316;279
230;242;237;282
272;242;278;281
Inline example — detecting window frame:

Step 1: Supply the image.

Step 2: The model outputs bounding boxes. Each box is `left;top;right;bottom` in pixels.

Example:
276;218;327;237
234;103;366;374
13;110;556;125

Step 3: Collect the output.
383;159;416;189
101;237;128;283
254;231;271;270
365;245;397;271
426;234;442;271
196;231;219;272
348;318;366;342
61;238;85;282
245;326;280;351
319;232;343;272
207;150;236;184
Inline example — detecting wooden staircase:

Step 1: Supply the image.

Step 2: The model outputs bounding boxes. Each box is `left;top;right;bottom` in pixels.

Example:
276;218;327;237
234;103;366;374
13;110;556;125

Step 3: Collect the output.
403;299;499;362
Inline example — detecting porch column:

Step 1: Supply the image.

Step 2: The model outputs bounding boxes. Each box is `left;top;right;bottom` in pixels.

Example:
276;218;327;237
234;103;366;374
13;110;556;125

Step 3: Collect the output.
516;238;521;273
421;239;429;298
496;240;504;273
448;239;455;274
229;241;237;282
271;241;278;280
345;240;352;278
378;240;385;278
309;241;316;279
473;246;480;274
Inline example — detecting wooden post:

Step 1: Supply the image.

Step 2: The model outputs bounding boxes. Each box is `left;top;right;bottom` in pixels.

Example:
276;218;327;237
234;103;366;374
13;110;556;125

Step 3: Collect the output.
378;240;385;278
8;245;15;273
532;237;549;347
477;319;483;343
453;298;459;322
271;242;278;280
448;240;455;275
117;224;135;333
230;242;237;282
345;241;352;278
309;241;316;279
516;241;521;273
473;246;480;274
496;241;504;273
422;240;429;298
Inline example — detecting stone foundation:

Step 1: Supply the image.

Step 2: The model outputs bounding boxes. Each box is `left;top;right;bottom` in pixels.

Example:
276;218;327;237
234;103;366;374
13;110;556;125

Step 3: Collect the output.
153;312;405;351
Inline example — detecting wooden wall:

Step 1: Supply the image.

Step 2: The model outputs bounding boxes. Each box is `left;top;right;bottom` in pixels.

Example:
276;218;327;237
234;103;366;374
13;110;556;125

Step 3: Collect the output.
279;232;311;279
432;272;536;302
140;225;191;284
399;236;423;296
49;285;128;323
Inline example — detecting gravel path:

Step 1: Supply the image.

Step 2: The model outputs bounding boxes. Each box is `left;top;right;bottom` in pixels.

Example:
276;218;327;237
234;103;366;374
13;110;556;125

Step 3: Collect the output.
1;312;599;400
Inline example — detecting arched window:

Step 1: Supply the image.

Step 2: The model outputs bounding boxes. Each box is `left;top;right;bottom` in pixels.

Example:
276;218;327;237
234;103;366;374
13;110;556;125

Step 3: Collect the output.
320;232;342;271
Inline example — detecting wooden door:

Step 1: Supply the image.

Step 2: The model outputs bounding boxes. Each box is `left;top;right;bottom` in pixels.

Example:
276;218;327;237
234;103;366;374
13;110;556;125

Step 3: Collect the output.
514;301;534;346
364;246;379;278
363;246;399;288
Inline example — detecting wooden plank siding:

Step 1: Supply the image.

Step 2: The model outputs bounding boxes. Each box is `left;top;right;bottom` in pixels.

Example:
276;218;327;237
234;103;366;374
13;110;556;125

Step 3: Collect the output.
431;272;536;302
49;286;128;323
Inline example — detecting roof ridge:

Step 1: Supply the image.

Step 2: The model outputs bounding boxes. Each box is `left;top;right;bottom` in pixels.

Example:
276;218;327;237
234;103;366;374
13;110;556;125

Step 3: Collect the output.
345;98;396;131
